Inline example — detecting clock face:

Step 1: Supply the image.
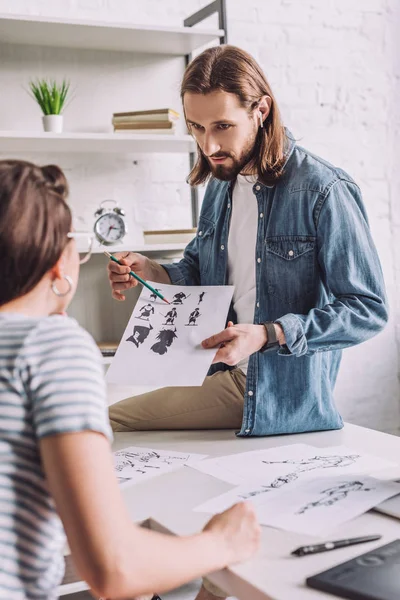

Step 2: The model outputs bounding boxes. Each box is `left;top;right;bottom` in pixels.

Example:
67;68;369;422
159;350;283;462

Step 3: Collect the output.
94;212;126;245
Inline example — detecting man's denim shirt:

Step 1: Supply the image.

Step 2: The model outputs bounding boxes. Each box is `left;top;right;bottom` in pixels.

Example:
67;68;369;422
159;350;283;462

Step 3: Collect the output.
163;132;388;437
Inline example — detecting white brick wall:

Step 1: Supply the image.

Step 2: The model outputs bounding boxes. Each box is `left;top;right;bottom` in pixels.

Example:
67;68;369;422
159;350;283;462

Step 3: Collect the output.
0;0;398;433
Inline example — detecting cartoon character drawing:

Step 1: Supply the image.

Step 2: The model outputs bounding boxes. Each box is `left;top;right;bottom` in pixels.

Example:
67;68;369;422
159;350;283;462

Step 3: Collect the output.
186;307;201;326
149;289;162;302
151;328;178;355
263;454;360;487
163;307;178;325
296;481;374;515
137;303;155;321
126;324;153;348
198;291;206;305
171;292;190;305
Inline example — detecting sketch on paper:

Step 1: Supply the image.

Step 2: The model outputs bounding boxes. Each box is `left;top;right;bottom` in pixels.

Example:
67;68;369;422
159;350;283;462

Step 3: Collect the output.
194;474;400;536
151;328;178;355
162;307;178;325
114;445;207;487
106;282;234;386
296;480;374;515
186;308;201;326
188;444;396;487
126;324;153;348
137;303;155;321
171;292;190;305
149;289;162;301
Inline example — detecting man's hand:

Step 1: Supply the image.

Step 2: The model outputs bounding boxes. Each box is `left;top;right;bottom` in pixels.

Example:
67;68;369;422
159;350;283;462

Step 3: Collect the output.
202;322;285;365
107;251;170;301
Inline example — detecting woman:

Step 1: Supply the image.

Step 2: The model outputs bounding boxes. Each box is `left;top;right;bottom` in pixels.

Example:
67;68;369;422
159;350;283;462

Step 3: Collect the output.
0;160;260;600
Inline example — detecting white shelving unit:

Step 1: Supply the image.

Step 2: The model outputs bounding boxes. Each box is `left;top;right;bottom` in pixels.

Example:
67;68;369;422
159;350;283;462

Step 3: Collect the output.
0;131;196;154
0;3;226;344
0;14;224;55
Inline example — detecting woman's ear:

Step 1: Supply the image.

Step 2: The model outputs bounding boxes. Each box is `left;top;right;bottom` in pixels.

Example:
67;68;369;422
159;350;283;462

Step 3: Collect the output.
49;256;64;282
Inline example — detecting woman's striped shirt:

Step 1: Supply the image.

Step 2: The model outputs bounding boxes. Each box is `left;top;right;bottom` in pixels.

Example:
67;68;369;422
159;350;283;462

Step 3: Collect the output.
0;313;112;599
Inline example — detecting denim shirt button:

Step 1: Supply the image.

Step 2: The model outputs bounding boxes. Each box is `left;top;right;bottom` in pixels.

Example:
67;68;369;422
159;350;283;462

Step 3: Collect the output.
227;203;231;209
248;390;254;396
259;212;264;218
288;249;294;256
198;231;203;236
255;185;261;191
220;245;225;250
256;301;260;308
245;428;250;433
257;257;261;263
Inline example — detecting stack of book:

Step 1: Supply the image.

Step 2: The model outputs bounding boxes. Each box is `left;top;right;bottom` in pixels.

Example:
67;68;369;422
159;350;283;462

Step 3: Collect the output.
112;108;179;134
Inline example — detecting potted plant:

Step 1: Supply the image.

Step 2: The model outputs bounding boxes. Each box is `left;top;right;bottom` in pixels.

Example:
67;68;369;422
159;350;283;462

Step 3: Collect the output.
29;79;70;133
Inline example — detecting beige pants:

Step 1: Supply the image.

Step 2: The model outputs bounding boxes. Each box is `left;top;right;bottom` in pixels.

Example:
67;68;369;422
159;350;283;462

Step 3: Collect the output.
109;368;246;432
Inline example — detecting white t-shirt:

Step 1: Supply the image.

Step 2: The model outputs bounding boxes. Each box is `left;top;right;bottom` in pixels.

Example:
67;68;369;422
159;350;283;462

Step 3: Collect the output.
227;174;258;375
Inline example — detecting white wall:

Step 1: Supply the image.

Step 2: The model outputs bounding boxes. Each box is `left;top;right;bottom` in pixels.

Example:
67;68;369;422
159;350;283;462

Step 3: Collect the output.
0;0;398;433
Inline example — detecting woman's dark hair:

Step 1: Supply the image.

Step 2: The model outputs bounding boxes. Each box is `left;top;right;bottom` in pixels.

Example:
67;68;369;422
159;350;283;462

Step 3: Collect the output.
181;45;287;187
0;159;71;306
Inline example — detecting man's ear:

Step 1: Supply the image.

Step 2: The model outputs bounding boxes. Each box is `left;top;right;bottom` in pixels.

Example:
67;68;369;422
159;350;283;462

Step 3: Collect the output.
258;95;272;123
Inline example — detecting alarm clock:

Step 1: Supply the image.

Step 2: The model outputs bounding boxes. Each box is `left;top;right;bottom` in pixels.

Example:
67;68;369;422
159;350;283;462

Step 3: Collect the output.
93;199;127;246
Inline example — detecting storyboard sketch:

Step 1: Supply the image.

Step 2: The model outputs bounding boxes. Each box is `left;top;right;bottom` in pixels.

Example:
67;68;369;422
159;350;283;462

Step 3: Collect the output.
114;445;207;488
188;444;396;486
106;282;234;386
194;474;400;535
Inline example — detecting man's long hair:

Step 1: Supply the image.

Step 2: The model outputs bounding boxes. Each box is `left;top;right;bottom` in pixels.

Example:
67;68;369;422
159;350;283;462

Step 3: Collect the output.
181;45;288;187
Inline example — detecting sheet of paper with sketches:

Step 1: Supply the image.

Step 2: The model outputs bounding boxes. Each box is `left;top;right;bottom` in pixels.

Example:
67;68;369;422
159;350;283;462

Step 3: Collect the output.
195;475;400;535
189;444;397;486
114;446;207;488
106;282;234;386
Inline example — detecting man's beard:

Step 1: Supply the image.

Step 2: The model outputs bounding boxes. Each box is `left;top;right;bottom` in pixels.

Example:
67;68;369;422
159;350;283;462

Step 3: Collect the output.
207;131;258;181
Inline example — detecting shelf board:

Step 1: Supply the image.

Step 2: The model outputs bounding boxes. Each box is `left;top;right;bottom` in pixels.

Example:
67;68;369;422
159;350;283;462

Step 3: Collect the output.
0;131;196;154
79;242;187;255
0;14;224;55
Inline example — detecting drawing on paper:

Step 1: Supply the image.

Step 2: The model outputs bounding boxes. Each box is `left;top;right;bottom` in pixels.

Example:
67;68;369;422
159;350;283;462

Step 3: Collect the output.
198;292;206;305
150;327;178;355
296;481;374;514
263;454;360;486
113;445;208;488
106;282;234;387
162;307;178;325
149;289;162;301
137;303;155;321
126;324;153;347
186;308;201;326
171;292;190;305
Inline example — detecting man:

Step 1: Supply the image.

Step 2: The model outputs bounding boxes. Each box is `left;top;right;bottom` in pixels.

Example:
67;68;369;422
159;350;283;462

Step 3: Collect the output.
108;44;387;600
108;44;387;438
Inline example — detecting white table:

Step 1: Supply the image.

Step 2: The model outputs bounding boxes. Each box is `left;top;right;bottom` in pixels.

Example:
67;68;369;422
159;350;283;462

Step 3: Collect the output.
112;423;400;600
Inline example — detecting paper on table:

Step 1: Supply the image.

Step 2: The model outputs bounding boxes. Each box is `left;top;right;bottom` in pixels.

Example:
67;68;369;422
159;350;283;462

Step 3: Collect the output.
189;444;397;486
106;282;234;386
114;445;207;488
194;475;400;535
257;475;400;535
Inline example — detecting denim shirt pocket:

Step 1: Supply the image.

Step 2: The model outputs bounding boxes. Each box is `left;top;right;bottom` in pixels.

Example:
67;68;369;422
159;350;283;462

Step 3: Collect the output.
265;236;316;305
197;217;215;276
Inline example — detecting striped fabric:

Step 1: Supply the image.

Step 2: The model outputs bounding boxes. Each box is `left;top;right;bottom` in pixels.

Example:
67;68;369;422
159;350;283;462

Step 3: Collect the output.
0;313;112;599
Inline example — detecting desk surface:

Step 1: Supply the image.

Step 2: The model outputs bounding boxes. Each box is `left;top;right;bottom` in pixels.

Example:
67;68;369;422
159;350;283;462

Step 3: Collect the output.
113;423;400;600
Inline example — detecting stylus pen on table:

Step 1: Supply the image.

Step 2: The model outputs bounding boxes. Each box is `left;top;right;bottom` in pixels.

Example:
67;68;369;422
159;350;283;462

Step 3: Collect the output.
104;251;170;304
291;534;382;557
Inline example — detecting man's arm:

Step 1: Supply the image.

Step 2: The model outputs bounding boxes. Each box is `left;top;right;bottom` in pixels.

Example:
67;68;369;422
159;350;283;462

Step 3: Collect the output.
276;179;388;357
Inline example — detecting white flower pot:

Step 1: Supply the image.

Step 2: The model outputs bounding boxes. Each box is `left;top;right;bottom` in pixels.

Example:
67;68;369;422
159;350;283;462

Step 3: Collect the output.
42;114;63;133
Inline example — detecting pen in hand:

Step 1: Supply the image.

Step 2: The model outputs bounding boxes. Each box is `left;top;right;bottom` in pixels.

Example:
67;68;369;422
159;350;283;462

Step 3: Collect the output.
291;534;382;557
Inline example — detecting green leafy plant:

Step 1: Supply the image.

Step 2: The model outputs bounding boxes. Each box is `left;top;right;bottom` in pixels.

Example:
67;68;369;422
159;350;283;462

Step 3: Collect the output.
29;79;70;115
